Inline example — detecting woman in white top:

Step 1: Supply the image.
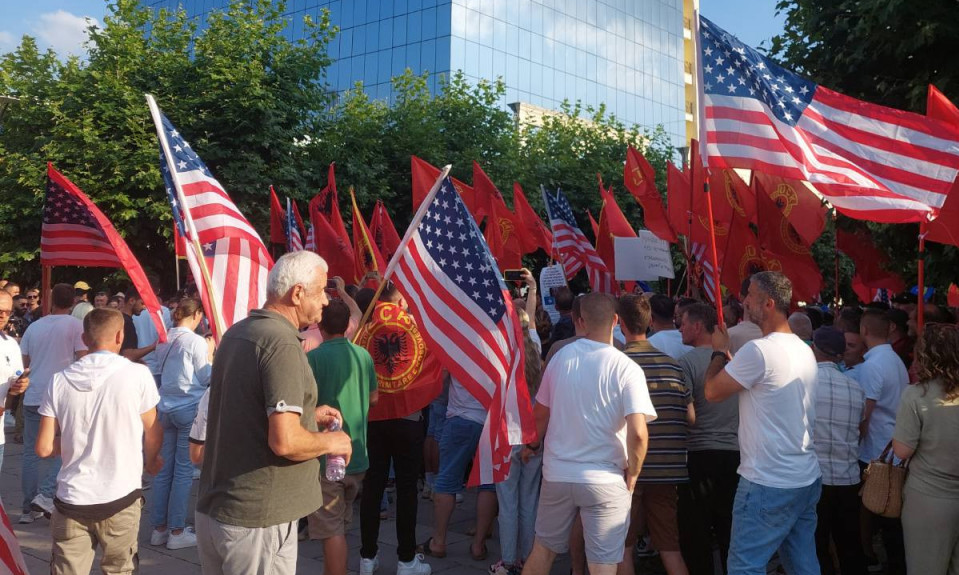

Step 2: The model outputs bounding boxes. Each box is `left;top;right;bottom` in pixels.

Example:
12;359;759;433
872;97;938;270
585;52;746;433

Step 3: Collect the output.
149;298;213;550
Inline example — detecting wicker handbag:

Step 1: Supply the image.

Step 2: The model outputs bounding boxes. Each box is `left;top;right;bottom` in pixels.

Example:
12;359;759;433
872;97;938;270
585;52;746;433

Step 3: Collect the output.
861;441;909;518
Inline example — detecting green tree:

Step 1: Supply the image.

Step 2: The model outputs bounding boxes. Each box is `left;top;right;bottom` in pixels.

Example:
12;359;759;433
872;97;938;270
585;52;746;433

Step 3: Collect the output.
769;0;959;298
0;0;335;290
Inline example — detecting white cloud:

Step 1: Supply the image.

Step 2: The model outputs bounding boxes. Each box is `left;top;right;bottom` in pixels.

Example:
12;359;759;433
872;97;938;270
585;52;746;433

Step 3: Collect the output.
32;10;100;58
0;30;14;52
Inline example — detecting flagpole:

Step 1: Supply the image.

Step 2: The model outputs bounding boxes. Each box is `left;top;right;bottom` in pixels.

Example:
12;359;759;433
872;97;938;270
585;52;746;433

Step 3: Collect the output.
286;197;292;252
352;165;452;338
832;210;840;307
41;265;51;316
145;93;227;338
917;221;927;332
704;179;725;327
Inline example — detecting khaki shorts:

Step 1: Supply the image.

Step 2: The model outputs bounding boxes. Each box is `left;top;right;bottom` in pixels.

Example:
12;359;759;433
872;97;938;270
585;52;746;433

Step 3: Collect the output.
630;483;681;552
534;479;632;565
307;472;364;539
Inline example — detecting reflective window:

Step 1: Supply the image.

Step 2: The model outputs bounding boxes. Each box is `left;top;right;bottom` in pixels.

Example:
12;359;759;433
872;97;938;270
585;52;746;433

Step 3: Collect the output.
152;0;687;144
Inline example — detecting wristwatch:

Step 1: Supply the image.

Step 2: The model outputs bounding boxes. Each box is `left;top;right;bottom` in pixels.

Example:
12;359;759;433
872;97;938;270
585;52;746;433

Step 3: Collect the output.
711;350;730;363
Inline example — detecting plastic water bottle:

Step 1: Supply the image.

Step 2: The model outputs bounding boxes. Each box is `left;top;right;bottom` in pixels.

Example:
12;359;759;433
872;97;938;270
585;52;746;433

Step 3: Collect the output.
325;419;347;482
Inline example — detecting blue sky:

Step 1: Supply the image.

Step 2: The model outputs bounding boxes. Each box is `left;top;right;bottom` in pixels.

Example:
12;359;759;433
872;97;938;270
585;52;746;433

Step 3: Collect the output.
700;0;787;50
0;1;787;58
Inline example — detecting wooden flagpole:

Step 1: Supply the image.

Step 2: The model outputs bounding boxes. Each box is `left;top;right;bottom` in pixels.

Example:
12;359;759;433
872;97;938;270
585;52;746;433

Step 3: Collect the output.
146;94;227;338
917;221;927;332
41;265;51;316
833;210;839;307
352;165;452;339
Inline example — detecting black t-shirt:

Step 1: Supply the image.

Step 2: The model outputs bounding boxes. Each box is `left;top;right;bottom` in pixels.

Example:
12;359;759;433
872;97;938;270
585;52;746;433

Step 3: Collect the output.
121;314;138;351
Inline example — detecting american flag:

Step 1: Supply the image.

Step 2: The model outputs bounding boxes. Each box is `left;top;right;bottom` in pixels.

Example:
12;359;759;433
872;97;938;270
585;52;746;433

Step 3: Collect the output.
0;502;29;575
304;225;316;252
286;198;303;252
542;188;614;294
690;241;717;301
699;16;959;223
392;176;535;485
42;164;167;340
150;97;271;333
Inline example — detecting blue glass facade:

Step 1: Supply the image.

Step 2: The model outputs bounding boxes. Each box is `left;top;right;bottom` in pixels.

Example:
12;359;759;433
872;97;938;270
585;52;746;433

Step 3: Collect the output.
145;0;686;143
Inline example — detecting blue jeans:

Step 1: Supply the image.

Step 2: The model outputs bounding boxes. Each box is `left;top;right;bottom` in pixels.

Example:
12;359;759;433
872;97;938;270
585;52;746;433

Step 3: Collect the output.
151;404;198;530
728;477;822;575
495;446;542;564
22;405;61;512
0;443;5;475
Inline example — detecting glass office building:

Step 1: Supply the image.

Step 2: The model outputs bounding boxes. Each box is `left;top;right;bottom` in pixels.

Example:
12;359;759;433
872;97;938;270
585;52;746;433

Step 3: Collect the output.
145;0;688;144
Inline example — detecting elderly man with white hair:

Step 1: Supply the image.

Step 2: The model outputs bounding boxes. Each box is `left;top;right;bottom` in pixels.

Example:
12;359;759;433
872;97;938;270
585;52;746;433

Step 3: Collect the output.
194;251;354;575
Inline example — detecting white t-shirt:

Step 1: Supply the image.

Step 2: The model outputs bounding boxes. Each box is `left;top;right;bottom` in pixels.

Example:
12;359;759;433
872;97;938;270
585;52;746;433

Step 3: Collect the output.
855;343;908;463
20;314;87;406
190;388;210;443
648;329;693;360
725;332;821;488
0;334;24;445
39;352;159;505
446;376;488;425
537;338;657;484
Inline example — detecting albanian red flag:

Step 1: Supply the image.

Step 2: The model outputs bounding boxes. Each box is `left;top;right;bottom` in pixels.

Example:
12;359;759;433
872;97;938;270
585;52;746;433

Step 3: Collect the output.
512;182;553;255
269;185;286;244
355;301;443;421
369;200;401;262
624;146;676;243
474;162;523;270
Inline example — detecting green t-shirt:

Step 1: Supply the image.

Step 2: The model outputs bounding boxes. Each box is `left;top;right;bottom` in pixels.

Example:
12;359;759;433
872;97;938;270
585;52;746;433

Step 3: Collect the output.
893;379;959;498
307;337;377;475
196;310;323;528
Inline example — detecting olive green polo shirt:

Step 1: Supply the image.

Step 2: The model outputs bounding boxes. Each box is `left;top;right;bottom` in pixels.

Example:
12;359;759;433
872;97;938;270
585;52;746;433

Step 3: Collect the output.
196;309;322;528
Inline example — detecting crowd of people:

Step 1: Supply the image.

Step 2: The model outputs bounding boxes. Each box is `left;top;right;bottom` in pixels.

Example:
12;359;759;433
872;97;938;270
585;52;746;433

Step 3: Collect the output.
1;257;958;575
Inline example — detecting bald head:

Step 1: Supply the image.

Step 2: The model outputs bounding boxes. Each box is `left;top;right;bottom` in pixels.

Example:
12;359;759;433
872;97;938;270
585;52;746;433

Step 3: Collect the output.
0;291;12;331
82;308;125;352
576;293;618;343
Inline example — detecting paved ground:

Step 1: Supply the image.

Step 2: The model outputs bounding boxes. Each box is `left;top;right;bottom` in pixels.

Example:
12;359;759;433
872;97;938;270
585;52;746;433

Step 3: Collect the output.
1;437;577;574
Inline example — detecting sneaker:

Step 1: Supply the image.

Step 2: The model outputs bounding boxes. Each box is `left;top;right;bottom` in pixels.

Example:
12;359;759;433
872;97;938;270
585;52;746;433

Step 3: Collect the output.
488;560;511;575
166;527;198;550
866;558;883;573
397;554;431;575
359;554;380;575
455;492;464;504
150;528;169;546
30;494;54;518
18;511;43;524
421;484;432;499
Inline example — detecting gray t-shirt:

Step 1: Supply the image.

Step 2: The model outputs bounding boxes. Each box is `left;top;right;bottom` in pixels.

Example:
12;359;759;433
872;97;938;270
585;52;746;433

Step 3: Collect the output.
894;379;959;499
196;310;322;528
678;347;739;452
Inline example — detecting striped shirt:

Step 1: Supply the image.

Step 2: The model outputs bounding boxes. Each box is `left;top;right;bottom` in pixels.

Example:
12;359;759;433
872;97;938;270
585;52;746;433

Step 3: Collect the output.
624;340;691;483
814;362;865;486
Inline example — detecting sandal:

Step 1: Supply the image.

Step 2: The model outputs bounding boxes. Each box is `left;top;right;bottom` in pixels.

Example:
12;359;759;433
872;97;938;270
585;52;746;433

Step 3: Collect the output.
417;537;447;559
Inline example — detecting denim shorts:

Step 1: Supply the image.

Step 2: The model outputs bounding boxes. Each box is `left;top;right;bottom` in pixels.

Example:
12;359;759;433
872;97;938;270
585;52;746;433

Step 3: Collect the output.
433;416;494;494
426;401;447;439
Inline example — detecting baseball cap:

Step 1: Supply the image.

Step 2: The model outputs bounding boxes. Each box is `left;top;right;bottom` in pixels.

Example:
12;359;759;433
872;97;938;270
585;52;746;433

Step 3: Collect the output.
813;327;845;357
74;281;91;291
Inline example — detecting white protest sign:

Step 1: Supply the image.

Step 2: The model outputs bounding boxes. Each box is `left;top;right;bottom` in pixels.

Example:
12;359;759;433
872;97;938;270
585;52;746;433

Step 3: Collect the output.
614;231;675;280
538;263;567;323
